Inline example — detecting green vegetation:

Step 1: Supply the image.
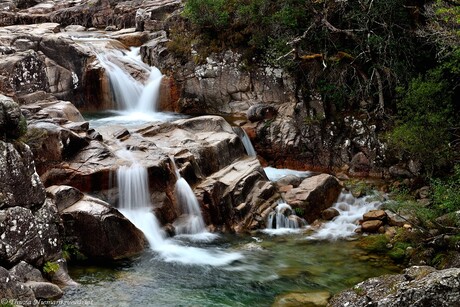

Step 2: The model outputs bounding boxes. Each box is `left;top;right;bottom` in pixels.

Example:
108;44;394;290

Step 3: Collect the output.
62;243;87;262
43;261;60;275
177;1;459;266
0;302;15;307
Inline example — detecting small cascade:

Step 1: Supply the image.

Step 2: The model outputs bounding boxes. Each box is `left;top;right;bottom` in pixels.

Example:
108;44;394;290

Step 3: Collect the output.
307;191;383;240
267;202;304;229
170;157;209;236
96;48;163;113
232;126;256;157
117;162;165;249
116;154;238;265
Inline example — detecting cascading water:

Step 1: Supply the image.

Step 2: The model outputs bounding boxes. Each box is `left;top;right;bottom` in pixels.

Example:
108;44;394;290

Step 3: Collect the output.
117;162;165;249
170;157;214;239
307;190;383;240
267;203;301;229
96;48;163;113
263;202;306;235
232;126;257;157
115;152;240;265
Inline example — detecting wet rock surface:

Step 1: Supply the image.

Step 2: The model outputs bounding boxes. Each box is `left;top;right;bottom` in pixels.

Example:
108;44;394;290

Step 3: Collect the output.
328;266;460;307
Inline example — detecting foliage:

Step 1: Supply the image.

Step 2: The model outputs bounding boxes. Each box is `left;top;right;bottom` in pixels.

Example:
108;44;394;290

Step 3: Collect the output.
387;164;460;230
62;243;87;262
182;0;229;31
387;49;460;175
0;302;15;307
43;261;60;275
431;164;460;216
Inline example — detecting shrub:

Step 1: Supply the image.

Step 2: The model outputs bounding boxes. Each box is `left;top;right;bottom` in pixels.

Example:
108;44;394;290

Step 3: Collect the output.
43;261;60;275
183;0;229;31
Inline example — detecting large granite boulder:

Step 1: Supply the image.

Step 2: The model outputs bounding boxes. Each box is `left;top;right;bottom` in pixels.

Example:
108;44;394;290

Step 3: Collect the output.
0;261;65;304
0;141;45;209
328;266;460;307
0;199;63;267
0;94;26;140
195;157;278;232
60;195;146;260
283;174;342;223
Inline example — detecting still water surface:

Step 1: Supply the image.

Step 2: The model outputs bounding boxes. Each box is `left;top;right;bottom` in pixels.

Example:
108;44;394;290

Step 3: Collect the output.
62;233;400;307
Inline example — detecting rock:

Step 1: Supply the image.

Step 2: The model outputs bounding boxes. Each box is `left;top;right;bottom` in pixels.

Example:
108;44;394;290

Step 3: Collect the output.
0;141;45;209
0;266;36;303
196;157;277;231
329;266;460;307
363;209;387;221
385;210;406;227
349;152;370;175
46;185;84;212
389;165;413;178
273;291;331;307
0;94;26;140
284;174;342;223
247;103;277;122
361;220;383;232
25;281;63;300
0;200;62;267
60;195;146;260
275;174;302;188
26;121;89;174
50;258;79;287
9;261;46;283
321;207;340;220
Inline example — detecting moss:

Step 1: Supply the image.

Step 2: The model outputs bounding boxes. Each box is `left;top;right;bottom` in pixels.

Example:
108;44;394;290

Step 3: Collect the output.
358;234;389;254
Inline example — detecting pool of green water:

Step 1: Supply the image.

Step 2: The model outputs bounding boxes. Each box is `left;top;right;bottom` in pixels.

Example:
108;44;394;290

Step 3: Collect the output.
62;232;400;307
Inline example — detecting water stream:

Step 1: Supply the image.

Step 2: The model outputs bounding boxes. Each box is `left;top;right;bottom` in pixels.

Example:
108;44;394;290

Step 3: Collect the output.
62;234;400;306
170;157;217;241
66;37;401;306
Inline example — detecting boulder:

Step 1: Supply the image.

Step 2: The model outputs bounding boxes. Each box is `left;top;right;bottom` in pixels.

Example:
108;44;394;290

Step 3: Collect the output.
0;94;26;140
0;199;63;267
9;261;46;283
328;266;460;307
26;281;63;300
284;174;342;223
0;266;36;303
0;141;45;209
247;103;277;122
195;157;277;231
361;220;383;233
321;207;340;221
363;209;387;221
274;291;331;307
46;185;84;212
60;195;146;260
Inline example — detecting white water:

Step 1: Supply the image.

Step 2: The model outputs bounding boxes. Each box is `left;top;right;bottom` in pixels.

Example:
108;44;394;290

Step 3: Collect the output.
96;48;163;113
233;126;256;157
116;160;240;265
170;157;217;240
262;202;305;235
117;163;166;249
264;167;312;182
307;191;383;240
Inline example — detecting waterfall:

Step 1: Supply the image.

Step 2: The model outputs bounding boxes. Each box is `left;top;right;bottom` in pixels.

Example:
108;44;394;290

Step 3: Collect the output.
307;191;382;240
170;157;209;236
96;47;163;113
117;163;165;249
267;202;305;229
116;157;238;265
233;126;256;157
